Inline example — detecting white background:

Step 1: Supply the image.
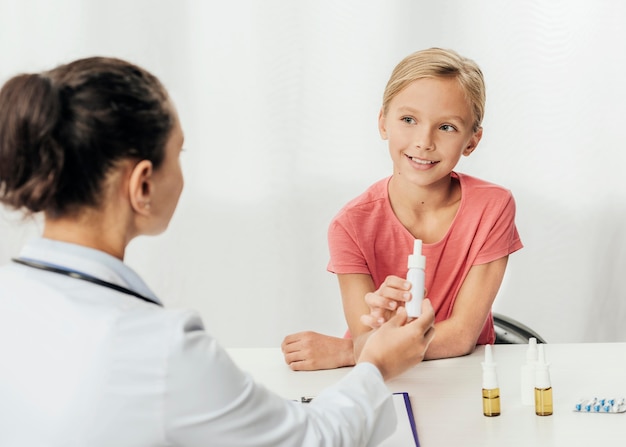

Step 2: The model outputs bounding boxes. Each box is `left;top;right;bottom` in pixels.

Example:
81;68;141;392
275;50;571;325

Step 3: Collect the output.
1;0;625;347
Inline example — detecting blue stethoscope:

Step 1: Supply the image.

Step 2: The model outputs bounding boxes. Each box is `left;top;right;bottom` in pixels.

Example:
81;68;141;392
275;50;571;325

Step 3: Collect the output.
12;257;161;307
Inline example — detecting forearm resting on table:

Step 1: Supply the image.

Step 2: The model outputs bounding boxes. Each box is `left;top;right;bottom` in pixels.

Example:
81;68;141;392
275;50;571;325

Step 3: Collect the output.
421;259;506;359
281;332;356;370
422;318;478;360
353;319;476;361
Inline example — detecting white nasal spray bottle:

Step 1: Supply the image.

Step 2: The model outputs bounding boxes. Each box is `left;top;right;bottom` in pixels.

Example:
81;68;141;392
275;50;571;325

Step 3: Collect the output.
406;239;425;318
520;337;538;405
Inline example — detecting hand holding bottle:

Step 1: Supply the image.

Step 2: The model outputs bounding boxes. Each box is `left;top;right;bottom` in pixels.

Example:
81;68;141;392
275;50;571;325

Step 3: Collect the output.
360;275;427;329
358;299;435;381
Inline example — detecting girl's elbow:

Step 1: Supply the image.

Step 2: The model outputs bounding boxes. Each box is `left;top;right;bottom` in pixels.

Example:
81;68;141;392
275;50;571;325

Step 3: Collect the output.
458;337;479;356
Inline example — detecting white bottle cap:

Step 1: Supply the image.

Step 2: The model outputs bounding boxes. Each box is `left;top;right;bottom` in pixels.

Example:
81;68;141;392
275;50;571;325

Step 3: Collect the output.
407;239;426;269
482;344;499;389
526;337;538;363
534;344;551;389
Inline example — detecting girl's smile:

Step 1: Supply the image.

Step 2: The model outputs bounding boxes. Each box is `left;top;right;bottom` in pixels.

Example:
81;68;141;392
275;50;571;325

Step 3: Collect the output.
405;154;439;169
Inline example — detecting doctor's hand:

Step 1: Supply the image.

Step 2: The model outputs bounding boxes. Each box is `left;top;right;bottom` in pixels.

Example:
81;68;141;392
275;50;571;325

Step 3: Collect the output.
360;275;426;329
357;299;435;381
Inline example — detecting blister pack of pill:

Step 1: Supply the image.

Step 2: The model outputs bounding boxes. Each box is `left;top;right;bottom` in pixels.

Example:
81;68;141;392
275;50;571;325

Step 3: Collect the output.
574;397;626;413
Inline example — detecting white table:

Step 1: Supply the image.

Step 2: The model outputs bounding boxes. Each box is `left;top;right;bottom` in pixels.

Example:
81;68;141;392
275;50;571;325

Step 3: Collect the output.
227;343;626;446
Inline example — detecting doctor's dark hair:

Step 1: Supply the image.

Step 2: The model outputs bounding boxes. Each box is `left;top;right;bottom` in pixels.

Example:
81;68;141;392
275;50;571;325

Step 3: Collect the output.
0;57;173;218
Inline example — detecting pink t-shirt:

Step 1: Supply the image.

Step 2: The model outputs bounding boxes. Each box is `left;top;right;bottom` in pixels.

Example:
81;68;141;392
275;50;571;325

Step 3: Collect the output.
327;172;523;345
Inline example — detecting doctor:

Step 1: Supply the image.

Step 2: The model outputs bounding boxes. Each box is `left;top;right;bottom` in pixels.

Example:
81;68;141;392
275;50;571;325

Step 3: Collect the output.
0;56;435;446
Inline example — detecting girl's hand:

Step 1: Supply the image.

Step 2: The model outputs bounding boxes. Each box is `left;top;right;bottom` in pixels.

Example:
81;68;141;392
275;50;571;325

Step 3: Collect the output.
281;332;355;371
360;275;414;329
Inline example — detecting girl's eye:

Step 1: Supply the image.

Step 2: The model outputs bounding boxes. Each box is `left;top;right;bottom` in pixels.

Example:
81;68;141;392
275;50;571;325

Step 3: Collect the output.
440;124;456;132
401;116;416;124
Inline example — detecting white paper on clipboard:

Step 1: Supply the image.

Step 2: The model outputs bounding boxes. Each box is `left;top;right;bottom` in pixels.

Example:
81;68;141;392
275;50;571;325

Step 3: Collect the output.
379;392;419;446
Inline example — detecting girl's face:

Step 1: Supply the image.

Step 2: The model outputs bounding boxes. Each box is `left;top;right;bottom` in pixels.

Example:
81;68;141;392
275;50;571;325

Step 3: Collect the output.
379;77;482;187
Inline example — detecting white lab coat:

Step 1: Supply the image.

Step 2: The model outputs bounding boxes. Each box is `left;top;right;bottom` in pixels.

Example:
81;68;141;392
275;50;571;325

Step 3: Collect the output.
0;238;396;446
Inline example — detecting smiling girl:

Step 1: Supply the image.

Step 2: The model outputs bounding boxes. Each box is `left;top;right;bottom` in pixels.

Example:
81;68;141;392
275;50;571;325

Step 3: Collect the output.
282;48;523;370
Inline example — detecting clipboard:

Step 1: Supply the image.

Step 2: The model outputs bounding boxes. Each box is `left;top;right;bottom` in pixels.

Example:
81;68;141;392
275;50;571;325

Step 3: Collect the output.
379;392;420;446
295;391;419;445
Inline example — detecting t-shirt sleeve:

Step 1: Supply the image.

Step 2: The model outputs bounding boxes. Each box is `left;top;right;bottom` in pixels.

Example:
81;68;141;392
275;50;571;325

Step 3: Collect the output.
473;191;523;265
327;216;371;275
164;310;395;447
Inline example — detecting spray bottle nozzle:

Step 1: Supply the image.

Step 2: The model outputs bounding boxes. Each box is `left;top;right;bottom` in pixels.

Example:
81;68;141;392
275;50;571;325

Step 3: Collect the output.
407;239;425;269
413;239;422;255
538;344;547;364
484;344;495;366
526;337;538;362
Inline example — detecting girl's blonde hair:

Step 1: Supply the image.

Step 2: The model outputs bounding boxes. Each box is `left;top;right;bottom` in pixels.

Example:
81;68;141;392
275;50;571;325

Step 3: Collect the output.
382;48;485;132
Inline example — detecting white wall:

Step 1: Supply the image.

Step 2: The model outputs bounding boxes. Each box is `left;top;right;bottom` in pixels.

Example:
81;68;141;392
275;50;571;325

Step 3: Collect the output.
1;0;625;347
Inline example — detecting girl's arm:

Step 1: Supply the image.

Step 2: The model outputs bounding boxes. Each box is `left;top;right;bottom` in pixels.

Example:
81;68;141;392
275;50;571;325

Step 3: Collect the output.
281;273;415;371
423;256;508;359
338;273;402;359
338;273;378;339
281;331;354;371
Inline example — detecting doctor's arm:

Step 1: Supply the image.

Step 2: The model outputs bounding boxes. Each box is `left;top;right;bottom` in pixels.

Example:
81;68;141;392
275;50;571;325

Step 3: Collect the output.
167;308;434;446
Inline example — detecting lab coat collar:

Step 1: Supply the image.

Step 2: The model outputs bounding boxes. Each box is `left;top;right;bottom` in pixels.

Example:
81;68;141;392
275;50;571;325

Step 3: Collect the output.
18;237;161;305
